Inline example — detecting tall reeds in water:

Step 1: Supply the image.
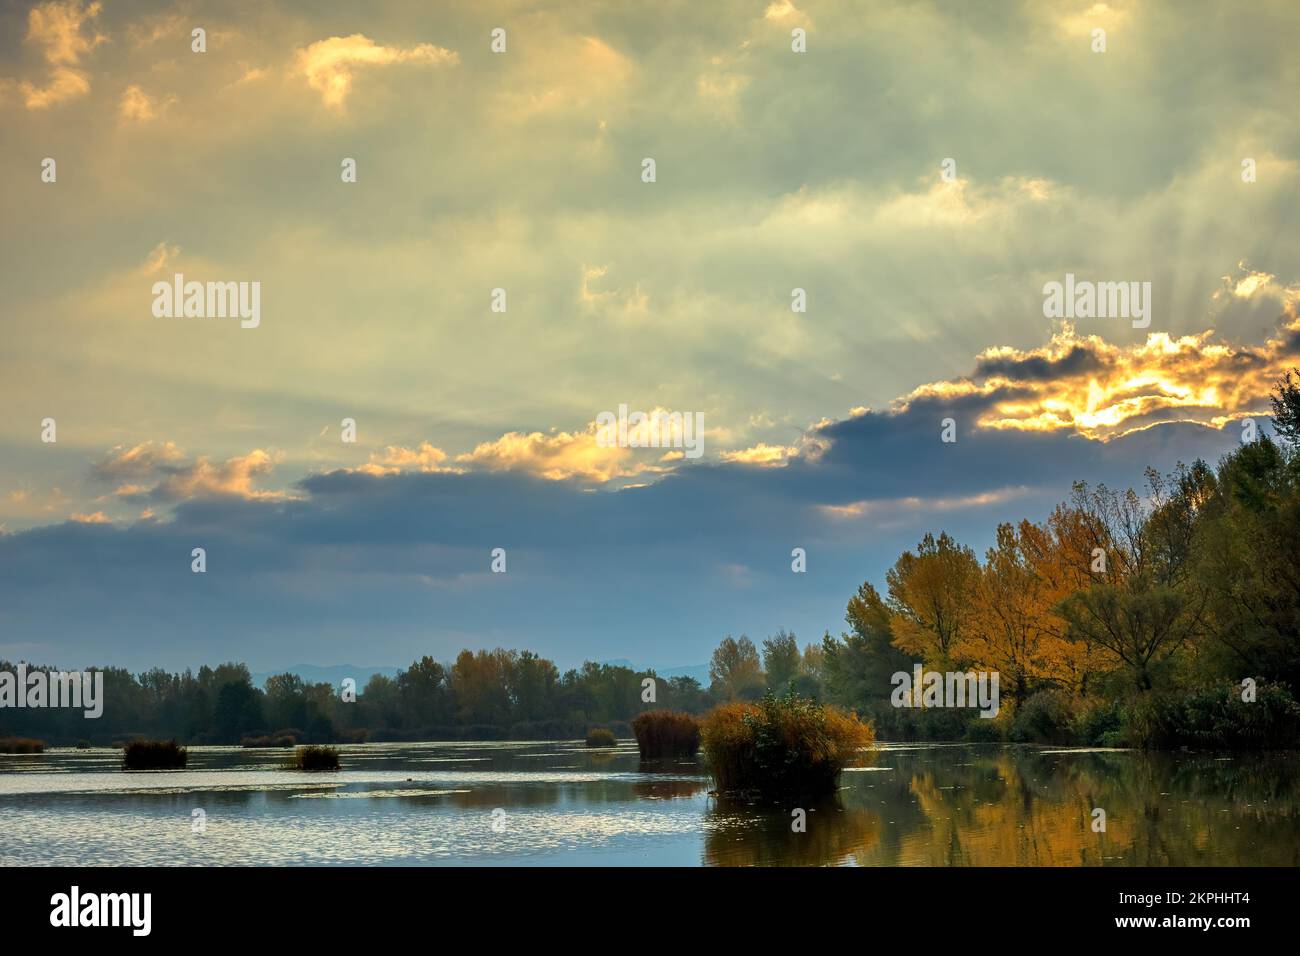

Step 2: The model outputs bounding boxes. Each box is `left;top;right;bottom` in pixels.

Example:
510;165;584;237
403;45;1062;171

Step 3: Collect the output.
287;745;340;771
701;690;873;800
631;710;701;758
122;739;187;770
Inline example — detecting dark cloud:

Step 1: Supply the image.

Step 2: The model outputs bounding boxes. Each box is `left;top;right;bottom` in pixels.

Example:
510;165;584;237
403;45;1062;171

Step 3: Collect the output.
0;395;1251;673
973;344;1105;381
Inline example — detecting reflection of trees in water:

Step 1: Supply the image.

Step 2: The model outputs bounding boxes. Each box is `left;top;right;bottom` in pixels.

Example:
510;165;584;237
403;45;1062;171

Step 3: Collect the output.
699;746;881;866
631;777;709;800
703;795;881;866
842;746;1300;866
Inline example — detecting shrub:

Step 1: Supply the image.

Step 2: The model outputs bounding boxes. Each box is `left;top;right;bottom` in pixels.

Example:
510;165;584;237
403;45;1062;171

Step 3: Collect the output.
1121;682;1300;750
585;727;617;748
123;739;187;770
963;717;1003;743
1074;699;1123;747
0;737;45;754
289;745;340;771
701;690;874;801
1009;690;1077;745
631;710;701;758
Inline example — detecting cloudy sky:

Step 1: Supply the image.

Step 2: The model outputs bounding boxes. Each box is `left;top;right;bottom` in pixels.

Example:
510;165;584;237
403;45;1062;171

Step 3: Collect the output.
1;0;1298;674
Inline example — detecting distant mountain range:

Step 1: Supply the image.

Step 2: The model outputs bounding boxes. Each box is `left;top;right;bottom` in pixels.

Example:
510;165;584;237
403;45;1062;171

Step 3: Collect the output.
251;660;710;690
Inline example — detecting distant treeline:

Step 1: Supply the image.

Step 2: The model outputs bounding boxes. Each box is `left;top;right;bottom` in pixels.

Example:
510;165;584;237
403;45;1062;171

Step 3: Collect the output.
5;373;1300;749
0;654;716;746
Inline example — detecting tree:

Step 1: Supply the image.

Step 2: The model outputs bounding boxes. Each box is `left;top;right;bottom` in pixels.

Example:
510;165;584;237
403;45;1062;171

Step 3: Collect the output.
964;522;1082;703
886;532;980;665
762;630;801;691
263;672;308;730
450;649;513;726
213;679;263;742
709;634;764;700
1057;582;1200;690
1270;367;1300;442
397;656;450;727
822;582;911;710
1054;474;1207;691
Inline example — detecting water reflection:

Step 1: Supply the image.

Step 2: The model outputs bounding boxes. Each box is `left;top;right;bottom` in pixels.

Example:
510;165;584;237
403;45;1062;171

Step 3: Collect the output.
0;742;1295;865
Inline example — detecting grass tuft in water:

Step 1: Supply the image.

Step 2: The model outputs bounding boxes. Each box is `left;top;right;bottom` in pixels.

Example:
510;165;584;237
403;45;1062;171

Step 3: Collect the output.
631;710;701;759
122;739;187;770
287;745;340;771
0;737;45;754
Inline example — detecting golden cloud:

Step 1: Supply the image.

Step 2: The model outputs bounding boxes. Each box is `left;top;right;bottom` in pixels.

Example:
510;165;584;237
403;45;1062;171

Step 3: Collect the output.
354;413;695;485
720;442;798;466
118;84;174;122
92;442;287;501
13;0;104;109
293;34;458;110
357;442;459;477
900;311;1300;440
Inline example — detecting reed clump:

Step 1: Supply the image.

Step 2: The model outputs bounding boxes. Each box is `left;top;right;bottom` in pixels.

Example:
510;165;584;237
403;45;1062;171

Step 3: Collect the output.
585;727;618;747
0;737;45;754
631;710;701;759
289;745;340;771
122;739;187;770
701;690;873;801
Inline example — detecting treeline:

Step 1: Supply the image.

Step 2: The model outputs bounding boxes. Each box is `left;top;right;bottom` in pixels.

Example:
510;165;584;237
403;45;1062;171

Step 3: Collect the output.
0;654;714;746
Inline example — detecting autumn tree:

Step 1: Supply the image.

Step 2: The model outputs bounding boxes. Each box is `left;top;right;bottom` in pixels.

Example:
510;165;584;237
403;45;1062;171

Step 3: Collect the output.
963;522;1083;704
709;634;765;700
886;532;980;666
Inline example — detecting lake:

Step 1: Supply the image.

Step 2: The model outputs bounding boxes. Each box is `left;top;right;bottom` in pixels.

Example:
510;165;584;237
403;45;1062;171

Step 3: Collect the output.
1;741;1296;866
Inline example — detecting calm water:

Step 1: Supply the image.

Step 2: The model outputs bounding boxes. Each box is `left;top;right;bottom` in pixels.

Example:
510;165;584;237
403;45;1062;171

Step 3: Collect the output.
1;741;1296;866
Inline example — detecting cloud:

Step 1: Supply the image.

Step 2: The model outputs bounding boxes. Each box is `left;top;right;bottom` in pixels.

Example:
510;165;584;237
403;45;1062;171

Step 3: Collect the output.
28;0;104;66
118;84;170;122
494;35;632;121
140;241;180;273
720;443;798;467
901;309;1300;440
19;66;90;108
819;488;1032;521
1058;2;1134;38
357;442;457;477
91;442;287;502
91;441;187;483
13;0;104;109
293;34;458;110
455;429;634;483
68;510;109;524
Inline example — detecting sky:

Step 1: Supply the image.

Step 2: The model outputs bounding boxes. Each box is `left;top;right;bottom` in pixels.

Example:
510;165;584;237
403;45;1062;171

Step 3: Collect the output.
1;0;1298;675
